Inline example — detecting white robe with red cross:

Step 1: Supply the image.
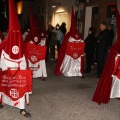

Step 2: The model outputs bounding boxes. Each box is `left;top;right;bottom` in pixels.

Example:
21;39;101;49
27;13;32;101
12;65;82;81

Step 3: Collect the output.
0;50;32;109
26;40;47;78
60;37;85;77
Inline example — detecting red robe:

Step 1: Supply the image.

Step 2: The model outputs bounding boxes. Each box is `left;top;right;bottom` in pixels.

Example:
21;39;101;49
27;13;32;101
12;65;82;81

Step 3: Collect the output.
92;45;118;104
54;32;71;75
54;32;85;75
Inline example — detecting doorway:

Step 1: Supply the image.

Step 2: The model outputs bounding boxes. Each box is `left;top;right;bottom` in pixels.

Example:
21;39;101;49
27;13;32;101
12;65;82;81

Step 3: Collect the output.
84;6;99;39
54;11;68;31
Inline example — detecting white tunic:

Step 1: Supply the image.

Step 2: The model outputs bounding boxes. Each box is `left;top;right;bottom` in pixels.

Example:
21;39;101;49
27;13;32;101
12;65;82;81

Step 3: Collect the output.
60;37;84;77
28;39;47;78
29;59;47;78
0;50;28;109
60;55;82;77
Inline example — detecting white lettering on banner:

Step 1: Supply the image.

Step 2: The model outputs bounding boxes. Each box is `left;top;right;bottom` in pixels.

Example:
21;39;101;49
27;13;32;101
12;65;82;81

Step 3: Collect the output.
18;75;26;79
28;46;44;56
2;75;26;80
12;46;19;54
1;83;26;87
3;75;11;80
10;89;19;98
70;46;82;51
1;74;27;87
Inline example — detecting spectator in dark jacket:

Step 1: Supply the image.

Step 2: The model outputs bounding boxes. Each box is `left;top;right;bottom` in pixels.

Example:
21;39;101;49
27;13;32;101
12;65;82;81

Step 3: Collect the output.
107;24;114;48
59;22;67;35
46;24;53;61
84;27;96;73
96;22;109;77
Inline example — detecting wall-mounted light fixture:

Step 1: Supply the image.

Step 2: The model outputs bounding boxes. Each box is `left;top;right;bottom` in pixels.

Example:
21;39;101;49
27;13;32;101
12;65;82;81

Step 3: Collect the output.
52;2;61;8
56;9;65;13
17;1;23;14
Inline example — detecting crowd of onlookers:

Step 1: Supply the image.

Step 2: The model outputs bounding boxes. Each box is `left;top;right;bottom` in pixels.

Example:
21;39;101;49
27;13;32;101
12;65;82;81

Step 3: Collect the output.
84;22;114;78
46;22;67;61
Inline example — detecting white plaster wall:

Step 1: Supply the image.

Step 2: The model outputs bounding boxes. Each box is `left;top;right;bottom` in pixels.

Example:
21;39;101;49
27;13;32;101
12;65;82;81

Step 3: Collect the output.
47;0;77;32
84;7;92;39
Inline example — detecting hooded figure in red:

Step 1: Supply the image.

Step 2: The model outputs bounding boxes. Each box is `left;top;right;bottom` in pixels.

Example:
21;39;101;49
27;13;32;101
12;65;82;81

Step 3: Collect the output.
0;0;31;117
24;7;47;80
37;16;45;34
1;1;23;60
37;17;47;47
25;7;41;44
92;9;120;104
54;7;85;77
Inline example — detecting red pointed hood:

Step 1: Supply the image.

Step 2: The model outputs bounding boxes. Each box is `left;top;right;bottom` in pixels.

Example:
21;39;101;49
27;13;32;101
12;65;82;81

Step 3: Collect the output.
29;7;37;29
3;0;23;59
29;7;40;42
37;16;44;33
69;7;81;40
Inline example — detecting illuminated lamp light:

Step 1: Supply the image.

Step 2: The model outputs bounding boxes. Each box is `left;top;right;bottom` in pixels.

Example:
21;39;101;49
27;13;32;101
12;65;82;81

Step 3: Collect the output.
17;1;23;15
56;9;65;13
52;5;56;8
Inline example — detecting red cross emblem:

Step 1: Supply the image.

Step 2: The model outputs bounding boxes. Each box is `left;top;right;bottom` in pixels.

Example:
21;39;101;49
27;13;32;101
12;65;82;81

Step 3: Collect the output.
31;55;37;62
10;89;19;98
73;53;78;59
12;46;19;54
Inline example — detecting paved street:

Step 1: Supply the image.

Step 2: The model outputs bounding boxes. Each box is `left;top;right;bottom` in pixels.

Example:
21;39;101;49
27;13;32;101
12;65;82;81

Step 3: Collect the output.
0;60;120;120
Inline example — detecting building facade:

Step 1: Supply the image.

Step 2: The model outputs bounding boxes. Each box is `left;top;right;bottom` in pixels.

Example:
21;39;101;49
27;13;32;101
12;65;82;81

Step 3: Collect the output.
0;0;119;39
83;0;117;38
43;0;117;39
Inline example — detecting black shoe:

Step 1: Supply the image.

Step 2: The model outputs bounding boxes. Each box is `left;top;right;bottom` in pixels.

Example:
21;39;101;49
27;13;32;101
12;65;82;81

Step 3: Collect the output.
96;75;100;78
93;72;99;75
40;77;46;81
84;69;91;73
0;103;4;108
20;109;31;118
84;70;90;73
81;75;85;78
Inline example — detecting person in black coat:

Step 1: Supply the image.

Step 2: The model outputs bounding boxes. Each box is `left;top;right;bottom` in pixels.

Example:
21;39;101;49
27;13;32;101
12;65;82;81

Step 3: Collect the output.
96;22;109;77
107;24;114;48
84;27;96;73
